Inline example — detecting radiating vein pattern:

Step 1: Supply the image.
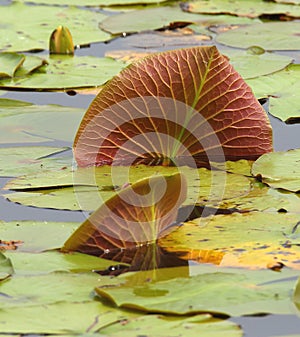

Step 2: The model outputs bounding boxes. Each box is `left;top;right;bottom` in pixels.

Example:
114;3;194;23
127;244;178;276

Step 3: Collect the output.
74;46;272;167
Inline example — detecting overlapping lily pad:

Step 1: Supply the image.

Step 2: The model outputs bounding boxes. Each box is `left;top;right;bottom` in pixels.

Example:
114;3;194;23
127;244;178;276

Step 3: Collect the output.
95;264;300;316
247;64;300;123
18;0;169;6
217;22;300;51
160;212;300;269
0;2;110;52
3;166;251;211
0;54;125;90
0;252;13;280
183;0;300;18
252;149;300;192
100;314;243;337
100;6;256;35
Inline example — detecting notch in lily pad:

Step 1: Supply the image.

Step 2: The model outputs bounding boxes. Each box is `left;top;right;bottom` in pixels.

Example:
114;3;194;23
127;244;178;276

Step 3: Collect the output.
49;26;74;55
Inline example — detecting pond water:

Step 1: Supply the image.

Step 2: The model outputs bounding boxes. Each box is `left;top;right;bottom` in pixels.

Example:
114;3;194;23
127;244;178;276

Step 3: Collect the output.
1;13;300;337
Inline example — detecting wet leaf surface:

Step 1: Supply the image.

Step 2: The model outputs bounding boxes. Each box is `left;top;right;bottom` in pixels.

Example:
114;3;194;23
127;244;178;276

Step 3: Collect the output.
252;149;300;192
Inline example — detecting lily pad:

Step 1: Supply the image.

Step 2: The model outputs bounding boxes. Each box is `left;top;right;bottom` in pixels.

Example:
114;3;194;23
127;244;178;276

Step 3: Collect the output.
0;301;135;334
0;2;110;52
217;22;300;51
0;55;125;90
0;52;25;78
223;48;293;79
100;314;243;337
247;64;300;123
5;250;119;275
18;0;169;6
183;0;300;18
0;221;80;252
251;149;300;193
0;252;14;280
95;265;299;316
0;100;84;144
3;166;250;211
100;6;256;35
0;146;71;177
160;212;300;269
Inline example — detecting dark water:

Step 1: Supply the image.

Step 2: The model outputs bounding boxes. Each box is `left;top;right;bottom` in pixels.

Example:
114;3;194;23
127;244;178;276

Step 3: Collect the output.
1;35;300;337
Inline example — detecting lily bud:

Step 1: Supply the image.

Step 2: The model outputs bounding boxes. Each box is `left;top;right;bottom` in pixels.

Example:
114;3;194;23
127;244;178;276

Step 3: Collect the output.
49;26;74;55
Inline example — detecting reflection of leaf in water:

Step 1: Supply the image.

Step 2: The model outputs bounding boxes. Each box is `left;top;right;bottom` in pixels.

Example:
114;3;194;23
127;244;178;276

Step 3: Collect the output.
62;173;187;272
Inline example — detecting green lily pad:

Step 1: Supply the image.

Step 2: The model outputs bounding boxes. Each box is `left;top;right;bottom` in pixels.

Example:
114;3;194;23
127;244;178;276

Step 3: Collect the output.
0;55;125;90
247;64;300;123
223;48;293;79
5;250;119;275
18;0;168;6
0;2;110;52
100;314;243;337
0;146;71;177
251;149;300;193
0;221;80;252
0;272;102;308
0;252;14;281
3;166;250;211
160;212;300;269
216;181;300;213
183;0;300;18
0;301;135;334
0;52;25;78
217;22;300;51
95;264;300;316
0;100;84;144
100;6;257;35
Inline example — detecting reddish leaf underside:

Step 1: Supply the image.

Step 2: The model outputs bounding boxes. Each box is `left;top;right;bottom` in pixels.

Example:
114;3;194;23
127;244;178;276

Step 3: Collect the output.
62;173;187;256
74;45;272;167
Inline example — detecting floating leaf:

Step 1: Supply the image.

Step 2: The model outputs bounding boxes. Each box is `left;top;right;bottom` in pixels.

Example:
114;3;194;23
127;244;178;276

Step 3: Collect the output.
0;221;79;252
0;2;110;52
0;55;125;90
251;149;300;193
0;252;14;281
5;250;119;275
95;265;299;316
62;173;187;255
160;212;300;269
100;6;256;35
182;0;300;18
247;64;300;123
3;166;250;211
0;100;84;144
0;146;70;177
217;22;300;51
0;52;24;78
17;0;169;6
100;313;243;337
0;301;135;334
74;46;273;167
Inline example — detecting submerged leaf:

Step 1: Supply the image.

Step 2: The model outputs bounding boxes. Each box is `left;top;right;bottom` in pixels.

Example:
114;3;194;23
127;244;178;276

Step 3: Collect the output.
74;46;272;167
